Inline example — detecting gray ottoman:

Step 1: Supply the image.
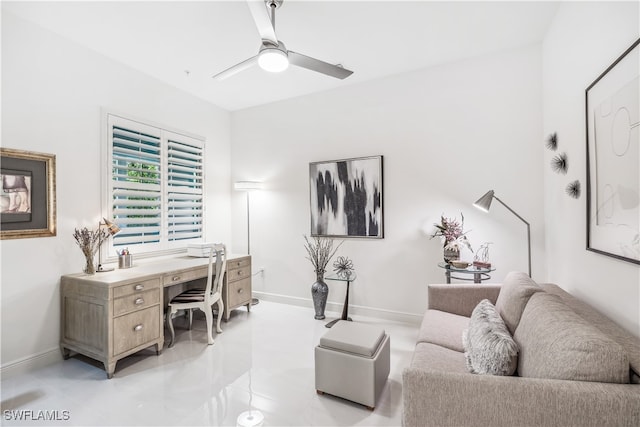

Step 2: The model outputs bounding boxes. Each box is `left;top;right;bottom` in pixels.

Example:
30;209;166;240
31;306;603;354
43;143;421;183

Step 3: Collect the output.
315;321;390;409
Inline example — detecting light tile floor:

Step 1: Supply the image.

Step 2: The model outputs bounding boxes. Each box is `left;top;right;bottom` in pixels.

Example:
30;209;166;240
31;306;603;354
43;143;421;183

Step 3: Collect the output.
1;301;418;426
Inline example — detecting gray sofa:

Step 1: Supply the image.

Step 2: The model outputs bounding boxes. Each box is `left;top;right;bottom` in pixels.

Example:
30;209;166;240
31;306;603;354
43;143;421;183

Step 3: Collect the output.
402;272;640;427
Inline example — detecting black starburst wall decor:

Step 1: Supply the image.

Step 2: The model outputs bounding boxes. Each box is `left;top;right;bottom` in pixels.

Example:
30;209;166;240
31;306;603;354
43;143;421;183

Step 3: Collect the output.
546;131;578;199
546;132;558;151
551;152;568;174
566;180;581;199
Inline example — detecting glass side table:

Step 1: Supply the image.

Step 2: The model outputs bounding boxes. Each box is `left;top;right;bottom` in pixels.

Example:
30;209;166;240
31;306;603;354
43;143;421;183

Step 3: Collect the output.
437;262;495;284
324;272;357;328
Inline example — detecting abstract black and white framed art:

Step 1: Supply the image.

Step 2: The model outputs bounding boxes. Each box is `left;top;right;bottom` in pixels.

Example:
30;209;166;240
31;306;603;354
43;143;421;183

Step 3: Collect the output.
309;155;383;238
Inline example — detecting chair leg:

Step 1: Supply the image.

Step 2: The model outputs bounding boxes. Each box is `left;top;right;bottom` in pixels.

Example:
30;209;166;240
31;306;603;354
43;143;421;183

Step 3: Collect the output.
204;307;214;345
167;307;176;348
188;309;193;330
216;299;224;334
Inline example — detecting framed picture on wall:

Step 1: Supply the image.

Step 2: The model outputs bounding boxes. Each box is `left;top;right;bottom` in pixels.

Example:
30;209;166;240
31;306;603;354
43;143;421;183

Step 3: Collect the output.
585;37;640;264
1;148;56;240
309;155;383;239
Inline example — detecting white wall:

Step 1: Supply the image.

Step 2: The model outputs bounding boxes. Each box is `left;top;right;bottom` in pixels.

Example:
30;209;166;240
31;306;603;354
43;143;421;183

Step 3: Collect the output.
231;45;545;321
542;1;640;336
0;12;232;369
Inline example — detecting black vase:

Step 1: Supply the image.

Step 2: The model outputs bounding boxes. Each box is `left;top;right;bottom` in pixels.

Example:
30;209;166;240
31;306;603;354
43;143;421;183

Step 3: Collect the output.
311;276;329;320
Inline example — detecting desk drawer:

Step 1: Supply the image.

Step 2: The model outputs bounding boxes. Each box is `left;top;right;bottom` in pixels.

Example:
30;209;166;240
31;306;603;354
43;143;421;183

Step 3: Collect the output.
163;266;208;286
228;257;251;271
113;306;160;356
113;288;160;317
113;278;161;299
228;278;251;308
227;265;250;283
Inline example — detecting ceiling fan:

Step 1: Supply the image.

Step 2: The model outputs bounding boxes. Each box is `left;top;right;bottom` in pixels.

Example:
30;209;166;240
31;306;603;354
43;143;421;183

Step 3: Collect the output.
213;0;353;80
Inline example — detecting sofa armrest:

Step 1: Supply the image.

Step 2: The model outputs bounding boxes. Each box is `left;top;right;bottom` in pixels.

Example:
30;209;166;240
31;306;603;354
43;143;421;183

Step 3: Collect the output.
402;368;640;427
427;284;502;317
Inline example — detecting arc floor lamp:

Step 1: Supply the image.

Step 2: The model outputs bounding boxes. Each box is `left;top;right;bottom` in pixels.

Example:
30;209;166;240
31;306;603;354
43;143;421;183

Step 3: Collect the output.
473;190;531;277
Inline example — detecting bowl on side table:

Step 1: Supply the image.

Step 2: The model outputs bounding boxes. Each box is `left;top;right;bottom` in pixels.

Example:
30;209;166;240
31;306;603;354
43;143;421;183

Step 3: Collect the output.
450;261;470;269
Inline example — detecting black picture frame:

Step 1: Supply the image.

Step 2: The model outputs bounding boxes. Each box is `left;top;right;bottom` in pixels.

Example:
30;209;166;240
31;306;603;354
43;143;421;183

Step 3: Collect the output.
585;37;640;264
1;148;56;240
309;155;383;239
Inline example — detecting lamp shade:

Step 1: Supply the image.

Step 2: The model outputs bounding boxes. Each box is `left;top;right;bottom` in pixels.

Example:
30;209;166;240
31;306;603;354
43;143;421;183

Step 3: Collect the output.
473;190;495;212
102;218;121;236
234;181;264;191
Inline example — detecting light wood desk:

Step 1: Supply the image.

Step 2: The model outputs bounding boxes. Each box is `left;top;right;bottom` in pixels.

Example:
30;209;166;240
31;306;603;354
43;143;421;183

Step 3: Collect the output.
60;254;251;378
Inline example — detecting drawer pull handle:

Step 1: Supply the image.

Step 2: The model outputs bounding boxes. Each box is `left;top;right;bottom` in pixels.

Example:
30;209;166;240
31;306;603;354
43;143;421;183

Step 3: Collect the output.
134;298;144;305
172;276;181;282
134;324;144;332
238;288;244;294
134;284;144;291
237;271;242;276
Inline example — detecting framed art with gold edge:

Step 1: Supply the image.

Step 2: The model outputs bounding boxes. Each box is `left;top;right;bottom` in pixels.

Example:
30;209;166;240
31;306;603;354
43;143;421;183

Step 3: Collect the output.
1;148;56;240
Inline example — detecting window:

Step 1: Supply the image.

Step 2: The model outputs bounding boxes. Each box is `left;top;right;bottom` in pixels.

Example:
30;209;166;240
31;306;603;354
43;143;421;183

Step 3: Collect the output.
104;114;204;260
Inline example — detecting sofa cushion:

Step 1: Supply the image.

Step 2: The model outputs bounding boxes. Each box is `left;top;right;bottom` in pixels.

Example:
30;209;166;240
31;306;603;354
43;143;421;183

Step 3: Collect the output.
495;271;541;334
410;342;468;374
541;283;640;383
416;310;469;352
514;292;630;383
463;299;518;375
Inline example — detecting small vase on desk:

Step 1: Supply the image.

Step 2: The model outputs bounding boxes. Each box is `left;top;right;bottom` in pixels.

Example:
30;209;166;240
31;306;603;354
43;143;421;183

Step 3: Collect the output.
311;273;329;320
84;253;96;275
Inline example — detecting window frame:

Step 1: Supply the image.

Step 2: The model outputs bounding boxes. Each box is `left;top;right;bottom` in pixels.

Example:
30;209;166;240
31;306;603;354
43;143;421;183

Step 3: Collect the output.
101;111;206;264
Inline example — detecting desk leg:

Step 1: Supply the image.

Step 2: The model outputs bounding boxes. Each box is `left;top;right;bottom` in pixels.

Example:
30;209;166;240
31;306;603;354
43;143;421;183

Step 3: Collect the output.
105;362;116;379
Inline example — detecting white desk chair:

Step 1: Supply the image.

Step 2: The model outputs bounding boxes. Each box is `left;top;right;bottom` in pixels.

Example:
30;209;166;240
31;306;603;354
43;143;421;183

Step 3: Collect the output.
166;243;226;347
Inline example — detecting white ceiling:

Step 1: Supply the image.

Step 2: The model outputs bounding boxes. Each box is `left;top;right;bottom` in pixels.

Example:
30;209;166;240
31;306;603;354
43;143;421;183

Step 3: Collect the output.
3;0;560;111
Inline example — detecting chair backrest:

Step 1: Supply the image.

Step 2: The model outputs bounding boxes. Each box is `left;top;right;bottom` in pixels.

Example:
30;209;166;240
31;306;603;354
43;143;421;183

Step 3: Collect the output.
204;243;226;301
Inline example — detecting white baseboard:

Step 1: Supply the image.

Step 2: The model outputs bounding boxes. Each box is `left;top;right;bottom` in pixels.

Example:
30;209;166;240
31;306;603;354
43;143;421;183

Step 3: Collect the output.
253;291;422;325
1;347;62;378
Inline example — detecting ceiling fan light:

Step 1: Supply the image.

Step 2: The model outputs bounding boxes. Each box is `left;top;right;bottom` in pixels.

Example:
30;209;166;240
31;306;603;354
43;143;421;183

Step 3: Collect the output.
258;48;289;72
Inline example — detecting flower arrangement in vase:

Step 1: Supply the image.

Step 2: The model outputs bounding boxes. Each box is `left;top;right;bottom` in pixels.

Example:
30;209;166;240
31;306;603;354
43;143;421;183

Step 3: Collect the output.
430;213;473;262
73;227;109;274
303;235;343;319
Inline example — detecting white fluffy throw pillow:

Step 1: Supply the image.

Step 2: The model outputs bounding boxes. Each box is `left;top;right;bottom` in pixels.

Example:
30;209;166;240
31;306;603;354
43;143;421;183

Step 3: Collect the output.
462;299;519;375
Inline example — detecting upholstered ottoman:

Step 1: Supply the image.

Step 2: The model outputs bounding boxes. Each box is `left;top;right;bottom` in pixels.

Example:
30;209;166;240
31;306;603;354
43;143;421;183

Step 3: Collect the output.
315;321;390;409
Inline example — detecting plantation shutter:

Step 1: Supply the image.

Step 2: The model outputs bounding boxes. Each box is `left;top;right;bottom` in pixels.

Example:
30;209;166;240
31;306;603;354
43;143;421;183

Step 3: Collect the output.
110;118;163;247
166;133;203;241
106;114;205;257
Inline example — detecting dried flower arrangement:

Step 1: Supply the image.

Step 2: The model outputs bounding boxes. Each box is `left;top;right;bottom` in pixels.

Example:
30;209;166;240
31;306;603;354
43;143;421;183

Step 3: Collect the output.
73;227;109;274
303;235;343;280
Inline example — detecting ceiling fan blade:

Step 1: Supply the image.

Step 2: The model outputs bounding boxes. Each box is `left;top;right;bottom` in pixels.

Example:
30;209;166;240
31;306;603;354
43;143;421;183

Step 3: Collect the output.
288;51;354;80
212;55;258;80
246;0;278;45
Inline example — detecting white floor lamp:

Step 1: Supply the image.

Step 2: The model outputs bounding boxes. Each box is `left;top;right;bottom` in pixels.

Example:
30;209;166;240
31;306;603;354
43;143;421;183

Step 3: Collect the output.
234;181;263;304
473;190;532;277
